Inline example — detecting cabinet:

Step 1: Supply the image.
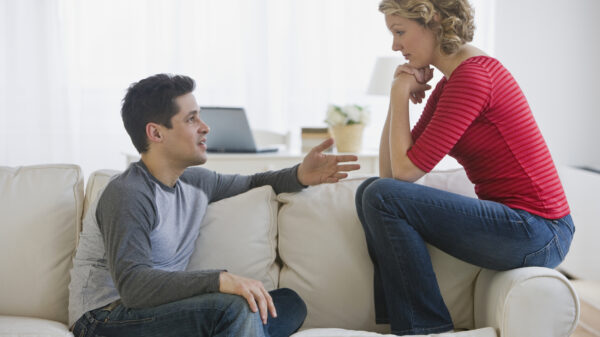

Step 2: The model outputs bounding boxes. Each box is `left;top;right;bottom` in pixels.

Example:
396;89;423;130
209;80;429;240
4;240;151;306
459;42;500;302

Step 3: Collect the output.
125;151;380;176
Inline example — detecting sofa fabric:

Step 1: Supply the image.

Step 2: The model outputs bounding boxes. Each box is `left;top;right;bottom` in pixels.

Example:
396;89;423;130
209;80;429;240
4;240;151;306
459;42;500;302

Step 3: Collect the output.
0;164;582;337
276;174;482;333
0;165;83;325
292;327;497;337
186;185;281;291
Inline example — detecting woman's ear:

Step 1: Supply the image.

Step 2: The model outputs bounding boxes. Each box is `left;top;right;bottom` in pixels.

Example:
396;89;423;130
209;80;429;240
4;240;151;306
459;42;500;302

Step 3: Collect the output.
433;12;441;23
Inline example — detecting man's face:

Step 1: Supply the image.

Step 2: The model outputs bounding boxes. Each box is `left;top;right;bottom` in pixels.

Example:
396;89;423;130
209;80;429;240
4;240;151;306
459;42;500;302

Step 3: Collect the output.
161;93;210;167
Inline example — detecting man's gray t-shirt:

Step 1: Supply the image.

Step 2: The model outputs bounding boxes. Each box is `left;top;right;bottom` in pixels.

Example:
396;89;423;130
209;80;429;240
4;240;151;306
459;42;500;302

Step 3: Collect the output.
68;161;304;326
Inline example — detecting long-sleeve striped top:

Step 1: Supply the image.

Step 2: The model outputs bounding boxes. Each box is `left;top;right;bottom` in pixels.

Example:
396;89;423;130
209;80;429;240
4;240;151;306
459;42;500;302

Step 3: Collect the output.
407;56;569;219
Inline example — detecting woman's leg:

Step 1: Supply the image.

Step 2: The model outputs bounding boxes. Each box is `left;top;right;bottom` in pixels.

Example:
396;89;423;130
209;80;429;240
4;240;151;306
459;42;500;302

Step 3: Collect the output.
359;178;573;335
356;177;390;323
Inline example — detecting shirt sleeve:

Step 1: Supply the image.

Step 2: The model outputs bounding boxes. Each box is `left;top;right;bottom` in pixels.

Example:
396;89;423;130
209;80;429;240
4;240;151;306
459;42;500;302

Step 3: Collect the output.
184;165;305;203
96;182;222;309
407;62;492;172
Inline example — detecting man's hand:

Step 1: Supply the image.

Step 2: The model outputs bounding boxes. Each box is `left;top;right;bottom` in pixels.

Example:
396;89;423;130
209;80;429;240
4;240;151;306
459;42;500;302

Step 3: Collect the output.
219;272;276;324
297;138;361;186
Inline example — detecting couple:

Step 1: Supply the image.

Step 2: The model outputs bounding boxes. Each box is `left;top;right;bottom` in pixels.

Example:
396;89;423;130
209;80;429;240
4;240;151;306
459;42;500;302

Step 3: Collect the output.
69;0;574;336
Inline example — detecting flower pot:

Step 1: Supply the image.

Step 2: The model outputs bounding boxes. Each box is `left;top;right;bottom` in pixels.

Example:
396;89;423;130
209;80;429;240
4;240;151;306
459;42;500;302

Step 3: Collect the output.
329;124;365;153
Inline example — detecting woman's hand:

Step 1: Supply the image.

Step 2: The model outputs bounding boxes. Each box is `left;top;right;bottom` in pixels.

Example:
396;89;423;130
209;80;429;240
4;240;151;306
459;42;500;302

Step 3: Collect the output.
391;64;433;104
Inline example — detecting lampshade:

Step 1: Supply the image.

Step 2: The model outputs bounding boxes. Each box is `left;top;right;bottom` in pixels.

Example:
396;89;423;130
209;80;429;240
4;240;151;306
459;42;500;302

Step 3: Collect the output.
366;56;403;95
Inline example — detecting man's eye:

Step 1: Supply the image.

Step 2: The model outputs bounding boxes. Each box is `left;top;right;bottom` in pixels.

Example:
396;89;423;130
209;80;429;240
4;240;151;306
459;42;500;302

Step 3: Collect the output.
396;31;404;36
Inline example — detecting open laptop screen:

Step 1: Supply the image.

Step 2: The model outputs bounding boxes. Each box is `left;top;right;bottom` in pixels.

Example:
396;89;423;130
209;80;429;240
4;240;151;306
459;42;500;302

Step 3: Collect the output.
200;106;277;153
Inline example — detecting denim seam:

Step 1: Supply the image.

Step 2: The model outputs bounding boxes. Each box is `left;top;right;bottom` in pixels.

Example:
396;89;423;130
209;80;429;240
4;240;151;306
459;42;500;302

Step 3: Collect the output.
391;322;454;335
379;195;525;224
378;212;416;327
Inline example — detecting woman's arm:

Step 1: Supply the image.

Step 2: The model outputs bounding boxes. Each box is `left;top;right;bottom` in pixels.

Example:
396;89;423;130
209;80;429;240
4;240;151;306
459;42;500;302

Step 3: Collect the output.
387;66;432;182
379;104;393;178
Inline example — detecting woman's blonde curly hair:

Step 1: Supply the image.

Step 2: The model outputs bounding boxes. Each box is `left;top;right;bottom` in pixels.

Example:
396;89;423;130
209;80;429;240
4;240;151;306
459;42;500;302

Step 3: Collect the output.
379;0;475;55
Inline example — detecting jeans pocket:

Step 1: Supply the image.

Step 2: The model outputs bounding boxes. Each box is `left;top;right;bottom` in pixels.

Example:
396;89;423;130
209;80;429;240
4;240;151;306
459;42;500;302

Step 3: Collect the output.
523;236;563;268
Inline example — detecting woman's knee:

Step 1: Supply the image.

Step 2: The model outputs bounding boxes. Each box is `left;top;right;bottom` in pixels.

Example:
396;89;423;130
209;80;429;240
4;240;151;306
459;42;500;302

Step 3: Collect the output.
355;177;380;213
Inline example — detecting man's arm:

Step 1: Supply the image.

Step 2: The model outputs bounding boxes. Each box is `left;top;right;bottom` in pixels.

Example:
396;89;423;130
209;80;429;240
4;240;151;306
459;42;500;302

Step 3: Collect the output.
97;184;222;309
201;138;360;202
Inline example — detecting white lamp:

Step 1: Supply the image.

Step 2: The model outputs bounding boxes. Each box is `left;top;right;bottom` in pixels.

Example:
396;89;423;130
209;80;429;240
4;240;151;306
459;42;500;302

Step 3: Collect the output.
367;56;403;95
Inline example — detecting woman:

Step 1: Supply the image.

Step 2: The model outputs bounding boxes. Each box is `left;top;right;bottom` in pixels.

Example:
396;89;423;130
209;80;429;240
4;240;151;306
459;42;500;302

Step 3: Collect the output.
355;0;574;335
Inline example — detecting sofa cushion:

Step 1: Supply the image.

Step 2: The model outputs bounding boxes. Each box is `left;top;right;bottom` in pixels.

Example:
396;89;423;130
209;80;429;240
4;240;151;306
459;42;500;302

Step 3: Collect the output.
85;170;281;291
186;185;280;291
278;173;481;332
0;165;83;325
0;315;73;336
292;327;497;337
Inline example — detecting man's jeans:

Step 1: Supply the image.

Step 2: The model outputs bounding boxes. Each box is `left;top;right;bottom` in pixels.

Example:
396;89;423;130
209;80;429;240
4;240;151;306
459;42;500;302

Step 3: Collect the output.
72;288;306;337
355;177;575;336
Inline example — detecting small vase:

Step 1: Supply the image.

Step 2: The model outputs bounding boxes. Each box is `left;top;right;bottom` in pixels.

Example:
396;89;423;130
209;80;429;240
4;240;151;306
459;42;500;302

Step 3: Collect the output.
329;124;365;153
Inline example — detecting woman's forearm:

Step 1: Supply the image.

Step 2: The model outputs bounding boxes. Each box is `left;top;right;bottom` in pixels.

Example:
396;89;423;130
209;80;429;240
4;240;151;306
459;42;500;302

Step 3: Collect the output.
389;86;423;182
379;104;393;178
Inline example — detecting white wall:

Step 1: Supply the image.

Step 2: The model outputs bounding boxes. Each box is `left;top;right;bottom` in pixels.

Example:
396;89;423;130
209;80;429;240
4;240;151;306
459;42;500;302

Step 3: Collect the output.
493;0;600;169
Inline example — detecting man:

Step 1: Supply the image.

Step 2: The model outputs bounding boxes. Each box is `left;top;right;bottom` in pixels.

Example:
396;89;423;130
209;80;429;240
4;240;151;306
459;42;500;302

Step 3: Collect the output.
68;74;360;337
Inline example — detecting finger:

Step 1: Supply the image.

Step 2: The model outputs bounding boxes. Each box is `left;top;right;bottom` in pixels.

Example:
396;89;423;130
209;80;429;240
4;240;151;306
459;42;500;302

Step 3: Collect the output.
252;288;268;324
262;288;277;318
336;163;361;172
335;154;358;162
333;172;349;180
244;290;258;313
311;138;334;154
410;94;417;104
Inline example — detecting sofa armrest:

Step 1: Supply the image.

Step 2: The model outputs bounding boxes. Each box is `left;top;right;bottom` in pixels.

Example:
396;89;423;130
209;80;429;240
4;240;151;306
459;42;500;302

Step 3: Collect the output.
473;267;579;337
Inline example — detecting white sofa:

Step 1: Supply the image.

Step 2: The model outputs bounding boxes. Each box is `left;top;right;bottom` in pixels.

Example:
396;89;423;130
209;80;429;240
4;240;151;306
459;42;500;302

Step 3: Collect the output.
0;164;583;337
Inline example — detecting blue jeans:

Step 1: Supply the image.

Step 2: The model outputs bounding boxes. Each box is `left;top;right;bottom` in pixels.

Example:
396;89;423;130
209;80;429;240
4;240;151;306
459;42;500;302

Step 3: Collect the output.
72;288;306;337
355;177;575;336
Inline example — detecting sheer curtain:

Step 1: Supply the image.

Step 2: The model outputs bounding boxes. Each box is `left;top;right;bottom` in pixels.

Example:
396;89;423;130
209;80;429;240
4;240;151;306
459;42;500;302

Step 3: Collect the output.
0;0;494;176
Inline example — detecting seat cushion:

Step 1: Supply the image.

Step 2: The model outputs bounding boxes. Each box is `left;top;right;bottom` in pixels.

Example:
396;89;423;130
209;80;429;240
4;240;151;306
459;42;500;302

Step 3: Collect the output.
0;315;73;336
0;165;83;325
292;327;497;337
277;173;482;332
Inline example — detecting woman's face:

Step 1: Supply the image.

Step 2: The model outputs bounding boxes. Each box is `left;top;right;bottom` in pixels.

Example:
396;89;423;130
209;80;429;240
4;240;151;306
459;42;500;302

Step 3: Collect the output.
385;14;437;69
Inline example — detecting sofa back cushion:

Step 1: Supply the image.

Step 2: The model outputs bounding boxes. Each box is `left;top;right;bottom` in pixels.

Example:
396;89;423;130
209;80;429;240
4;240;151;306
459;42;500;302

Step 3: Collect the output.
277;171;481;332
85;170;280;291
186;185;280;290
0;164;83;324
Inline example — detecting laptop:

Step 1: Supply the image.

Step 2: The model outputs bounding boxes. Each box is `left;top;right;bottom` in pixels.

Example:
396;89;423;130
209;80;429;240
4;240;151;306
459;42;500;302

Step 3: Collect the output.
200;106;278;153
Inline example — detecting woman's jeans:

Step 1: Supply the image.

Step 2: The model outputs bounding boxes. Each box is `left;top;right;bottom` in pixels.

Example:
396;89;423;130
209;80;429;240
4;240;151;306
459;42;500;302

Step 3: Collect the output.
355;177;575;336
72;288;306;337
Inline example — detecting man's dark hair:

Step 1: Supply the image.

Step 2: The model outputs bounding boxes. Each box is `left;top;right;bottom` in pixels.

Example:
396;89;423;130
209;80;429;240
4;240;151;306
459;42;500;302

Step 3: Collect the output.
121;74;196;153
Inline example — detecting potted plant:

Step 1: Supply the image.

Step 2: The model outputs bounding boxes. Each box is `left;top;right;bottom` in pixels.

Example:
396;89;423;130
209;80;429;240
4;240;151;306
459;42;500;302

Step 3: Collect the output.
324;104;370;153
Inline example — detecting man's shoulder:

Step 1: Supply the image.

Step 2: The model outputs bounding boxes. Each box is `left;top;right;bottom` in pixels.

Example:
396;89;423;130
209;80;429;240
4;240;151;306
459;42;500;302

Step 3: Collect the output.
180;166;219;186
99;164;154;205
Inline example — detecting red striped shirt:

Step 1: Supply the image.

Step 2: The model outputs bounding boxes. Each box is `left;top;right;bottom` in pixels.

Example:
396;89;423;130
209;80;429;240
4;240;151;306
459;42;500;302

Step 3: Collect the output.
407;56;570;219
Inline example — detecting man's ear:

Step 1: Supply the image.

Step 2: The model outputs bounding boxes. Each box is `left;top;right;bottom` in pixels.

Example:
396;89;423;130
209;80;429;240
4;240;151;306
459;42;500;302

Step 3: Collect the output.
146;122;163;144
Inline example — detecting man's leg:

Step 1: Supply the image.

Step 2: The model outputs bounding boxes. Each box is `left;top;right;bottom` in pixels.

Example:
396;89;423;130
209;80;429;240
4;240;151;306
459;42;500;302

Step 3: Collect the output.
72;293;264;337
263;288;307;337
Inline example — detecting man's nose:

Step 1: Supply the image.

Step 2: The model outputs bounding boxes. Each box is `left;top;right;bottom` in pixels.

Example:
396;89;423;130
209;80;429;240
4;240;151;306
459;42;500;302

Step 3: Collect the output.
199;120;210;135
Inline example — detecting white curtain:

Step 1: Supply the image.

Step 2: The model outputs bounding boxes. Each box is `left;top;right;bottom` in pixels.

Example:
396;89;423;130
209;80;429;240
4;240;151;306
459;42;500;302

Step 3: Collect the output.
0;0;494;176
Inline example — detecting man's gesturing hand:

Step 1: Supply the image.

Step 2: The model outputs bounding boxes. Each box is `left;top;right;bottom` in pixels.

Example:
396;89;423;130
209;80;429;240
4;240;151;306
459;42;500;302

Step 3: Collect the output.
219;272;276;324
297;138;360;186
